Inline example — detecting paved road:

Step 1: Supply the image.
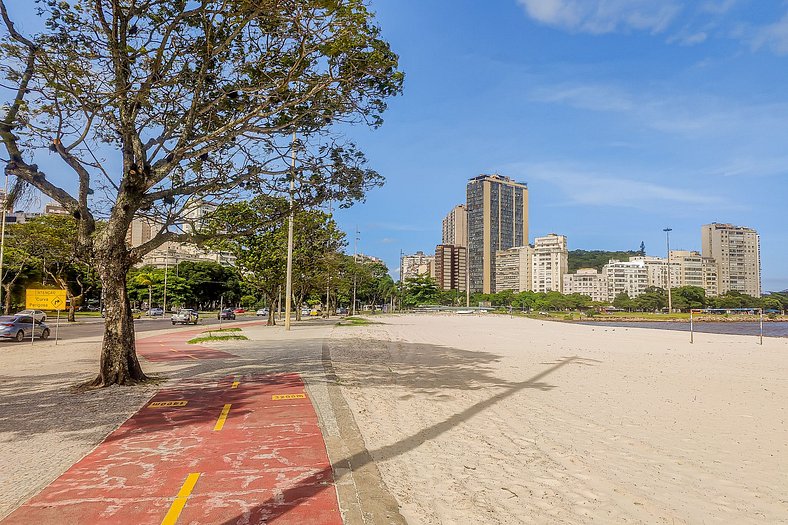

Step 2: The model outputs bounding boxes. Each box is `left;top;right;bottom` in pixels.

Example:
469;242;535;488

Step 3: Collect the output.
4;315;266;342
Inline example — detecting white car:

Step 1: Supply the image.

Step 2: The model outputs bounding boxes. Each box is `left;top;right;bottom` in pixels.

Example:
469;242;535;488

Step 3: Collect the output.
256;308;269;316
15;309;47;323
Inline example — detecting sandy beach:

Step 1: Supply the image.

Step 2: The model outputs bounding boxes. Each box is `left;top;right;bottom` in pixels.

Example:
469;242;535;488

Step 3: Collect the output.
327;314;788;524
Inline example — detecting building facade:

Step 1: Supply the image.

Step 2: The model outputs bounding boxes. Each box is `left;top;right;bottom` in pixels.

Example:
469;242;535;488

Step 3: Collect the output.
441;204;467;248
494;245;533;293
563;268;608;302
466;174;529;294
701;223;761;297
401;251;436;281
630;256;682;290
670;250;719;297
531;234;568;293
604;259;649;299
435;244;467;292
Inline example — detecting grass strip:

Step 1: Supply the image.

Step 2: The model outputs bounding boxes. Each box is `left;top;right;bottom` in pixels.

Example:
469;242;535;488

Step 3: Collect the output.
202;327;242;333
188;335;248;344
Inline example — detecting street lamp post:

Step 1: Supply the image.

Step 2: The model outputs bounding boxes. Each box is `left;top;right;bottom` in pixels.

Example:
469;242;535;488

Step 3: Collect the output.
0;173;9;306
664;227;673;313
351;227;359;316
284;131;296;331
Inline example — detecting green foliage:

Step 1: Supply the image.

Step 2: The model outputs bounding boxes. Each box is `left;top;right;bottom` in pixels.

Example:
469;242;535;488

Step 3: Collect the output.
401;275;439;307
568;250;640;272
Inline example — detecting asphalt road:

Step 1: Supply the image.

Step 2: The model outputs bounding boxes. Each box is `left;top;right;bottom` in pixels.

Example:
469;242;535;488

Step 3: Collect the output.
13;315;266;342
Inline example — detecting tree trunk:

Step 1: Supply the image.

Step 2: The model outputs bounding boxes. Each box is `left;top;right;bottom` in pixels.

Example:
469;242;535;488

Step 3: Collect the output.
266;291;276;326
68;302;76;322
3;283;12;314
90;248;147;386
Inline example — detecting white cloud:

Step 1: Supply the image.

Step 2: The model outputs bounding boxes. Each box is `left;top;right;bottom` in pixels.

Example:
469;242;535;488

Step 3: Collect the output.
516;0;682;34
508;162;730;210
529;81;788;139
752;12;788;55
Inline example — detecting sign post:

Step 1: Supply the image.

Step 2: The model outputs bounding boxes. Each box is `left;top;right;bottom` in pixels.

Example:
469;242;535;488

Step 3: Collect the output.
25;289;68;344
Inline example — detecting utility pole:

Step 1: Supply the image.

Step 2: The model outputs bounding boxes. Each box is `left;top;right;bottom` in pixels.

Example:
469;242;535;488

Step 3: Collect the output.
352;227;359;316
399;249;404;312
163;255;168;314
465;248;470;307
324;200;333;318
285;131;296;331
664;227;673;313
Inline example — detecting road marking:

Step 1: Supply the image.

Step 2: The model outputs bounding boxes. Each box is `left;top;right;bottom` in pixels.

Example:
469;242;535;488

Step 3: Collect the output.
231;381;240;389
213;404;232;431
272;393;306;401
149;400;189;408
161;472;201;525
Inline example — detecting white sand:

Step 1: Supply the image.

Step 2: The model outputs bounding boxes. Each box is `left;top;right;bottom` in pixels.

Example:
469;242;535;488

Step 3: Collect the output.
327;314;788;524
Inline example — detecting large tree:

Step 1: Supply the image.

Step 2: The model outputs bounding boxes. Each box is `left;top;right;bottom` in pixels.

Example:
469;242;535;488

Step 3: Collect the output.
0;0;401;385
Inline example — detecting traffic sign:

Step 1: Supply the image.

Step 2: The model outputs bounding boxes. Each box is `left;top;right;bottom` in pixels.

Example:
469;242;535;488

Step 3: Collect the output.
26;289;68;310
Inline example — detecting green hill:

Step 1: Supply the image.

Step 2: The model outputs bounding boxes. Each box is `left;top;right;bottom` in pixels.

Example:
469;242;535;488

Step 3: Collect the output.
568;250;640;273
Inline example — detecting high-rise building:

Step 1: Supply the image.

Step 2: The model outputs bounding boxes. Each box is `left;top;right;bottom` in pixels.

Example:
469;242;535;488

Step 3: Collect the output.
670;250;718;297
630;256;682;290
435;244;467;292
494;245;533;293
466;174;529;293
604;259;649;299
401;251;435;281
563;268;608;302
532;234;568;293
441;204;467;248
701;223;761;297
126;217;157;247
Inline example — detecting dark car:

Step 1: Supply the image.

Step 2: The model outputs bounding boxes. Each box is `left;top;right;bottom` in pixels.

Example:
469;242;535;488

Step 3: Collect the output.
218;309;236;320
0;315;50;342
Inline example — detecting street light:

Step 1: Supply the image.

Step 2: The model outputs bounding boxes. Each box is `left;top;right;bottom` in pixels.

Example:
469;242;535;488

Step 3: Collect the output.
663;227;673;313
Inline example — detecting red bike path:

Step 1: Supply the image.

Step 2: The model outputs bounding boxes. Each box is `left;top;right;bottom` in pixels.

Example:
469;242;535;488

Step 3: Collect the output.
3;326;343;524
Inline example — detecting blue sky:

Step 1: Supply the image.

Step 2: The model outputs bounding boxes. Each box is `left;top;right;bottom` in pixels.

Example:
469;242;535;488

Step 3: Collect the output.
4;1;787;291
329;0;788;291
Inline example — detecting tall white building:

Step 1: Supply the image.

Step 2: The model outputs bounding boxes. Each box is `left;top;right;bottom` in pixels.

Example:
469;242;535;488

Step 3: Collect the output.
701;223;761;297
531;234;568;293
630;256;682;290
402;251;435;280
441;204;467;248
563;268;609;302
604;259;649;299
494;245;533;293
670;250;718;297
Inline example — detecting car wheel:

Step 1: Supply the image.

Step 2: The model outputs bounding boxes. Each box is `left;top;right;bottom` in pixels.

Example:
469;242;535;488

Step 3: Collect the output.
15;330;24;342
41;328;50;340
41;316;47;322
172;321;176;325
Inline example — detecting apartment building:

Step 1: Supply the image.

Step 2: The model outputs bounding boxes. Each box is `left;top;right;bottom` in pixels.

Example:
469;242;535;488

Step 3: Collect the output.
401;251;436;281
441;204;467;248
467;174;529;294
435;244;467;292
670;250;719;297
604;259;649;299
701;223;761;297
531;234;568;293
563;268;608;302
630;256;682;290
494;245;533;293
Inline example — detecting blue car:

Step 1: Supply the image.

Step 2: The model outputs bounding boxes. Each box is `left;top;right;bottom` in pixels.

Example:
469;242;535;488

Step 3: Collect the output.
0;315;51;342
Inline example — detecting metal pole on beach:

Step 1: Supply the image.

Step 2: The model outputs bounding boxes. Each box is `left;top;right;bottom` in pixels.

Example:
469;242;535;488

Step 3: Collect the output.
690;309;694;344
759;308;763;346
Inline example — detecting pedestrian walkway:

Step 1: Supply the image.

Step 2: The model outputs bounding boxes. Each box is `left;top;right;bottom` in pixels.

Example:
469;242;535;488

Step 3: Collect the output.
2;373;342;524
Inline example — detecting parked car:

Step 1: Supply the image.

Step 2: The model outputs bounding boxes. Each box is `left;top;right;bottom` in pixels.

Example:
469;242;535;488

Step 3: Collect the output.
233;308;246;314
301;307;311;316
171;309;199;325
337;307;348;315
148;307;164;316
218;309;236;320
0;315;50;341
256;308;269;317
15;309;47;323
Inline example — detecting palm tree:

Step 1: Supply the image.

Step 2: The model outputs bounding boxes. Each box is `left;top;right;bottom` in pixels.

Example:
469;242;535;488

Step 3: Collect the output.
134;272;156;312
